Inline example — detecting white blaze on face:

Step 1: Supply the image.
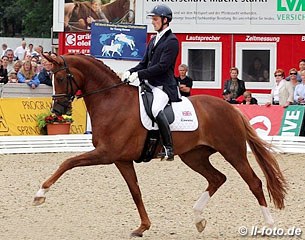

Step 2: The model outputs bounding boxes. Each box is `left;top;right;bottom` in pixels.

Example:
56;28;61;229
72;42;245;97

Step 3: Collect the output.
52;74;56;110
52;74;55;95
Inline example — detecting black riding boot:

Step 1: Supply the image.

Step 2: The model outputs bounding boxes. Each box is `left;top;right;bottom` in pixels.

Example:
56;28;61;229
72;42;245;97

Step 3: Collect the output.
156;111;174;161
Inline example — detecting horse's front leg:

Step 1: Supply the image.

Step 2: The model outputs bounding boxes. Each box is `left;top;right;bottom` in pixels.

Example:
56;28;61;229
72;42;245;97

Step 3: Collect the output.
115;161;151;237
33;149;109;206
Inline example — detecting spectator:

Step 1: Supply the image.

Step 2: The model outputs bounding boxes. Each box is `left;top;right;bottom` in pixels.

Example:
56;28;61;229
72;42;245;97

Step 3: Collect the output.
175;63;193;97
258;69;269;82
5;49;15;73
25;43;34;57
224;67;246;100
8;71;18;83
266;69;293;107
13;60;23;74
247;57;267;82
17;60;40;89
31;62;39;74
38;60;53;86
1;55;9;70
289;68;299;89
286;59;305;83
222;89;238;104
294;70;305;105
242;91;258;105
0;60;8;84
24;52;32;62
14;40;27;61
1;43;8;58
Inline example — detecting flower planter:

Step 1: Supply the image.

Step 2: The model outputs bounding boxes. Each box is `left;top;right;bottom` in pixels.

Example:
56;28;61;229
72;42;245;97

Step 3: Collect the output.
47;123;71;135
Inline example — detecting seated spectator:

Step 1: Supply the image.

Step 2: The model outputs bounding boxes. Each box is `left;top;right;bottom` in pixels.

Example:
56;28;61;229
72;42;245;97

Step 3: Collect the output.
222;89;238;104
242;91;258;105
294;70;305;105
175;63;193;97
8;70;18;83
17;60;40;89
224;67;246;100
38;60;53;86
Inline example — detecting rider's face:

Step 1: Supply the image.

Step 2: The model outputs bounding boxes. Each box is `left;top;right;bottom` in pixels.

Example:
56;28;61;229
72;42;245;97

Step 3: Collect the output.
151;16;164;32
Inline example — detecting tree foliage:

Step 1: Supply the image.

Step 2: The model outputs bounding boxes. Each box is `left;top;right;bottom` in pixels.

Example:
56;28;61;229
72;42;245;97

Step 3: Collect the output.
0;0;53;37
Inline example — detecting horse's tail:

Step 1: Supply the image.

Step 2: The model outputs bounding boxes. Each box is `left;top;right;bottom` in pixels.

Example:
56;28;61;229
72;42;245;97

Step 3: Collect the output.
240;111;288;209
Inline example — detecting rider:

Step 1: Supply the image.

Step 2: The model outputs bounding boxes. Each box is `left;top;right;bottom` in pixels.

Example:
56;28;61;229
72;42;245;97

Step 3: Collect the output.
122;4;180;161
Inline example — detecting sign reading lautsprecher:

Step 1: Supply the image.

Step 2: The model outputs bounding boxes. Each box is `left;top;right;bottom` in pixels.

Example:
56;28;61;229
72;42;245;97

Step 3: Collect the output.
90;23;147;60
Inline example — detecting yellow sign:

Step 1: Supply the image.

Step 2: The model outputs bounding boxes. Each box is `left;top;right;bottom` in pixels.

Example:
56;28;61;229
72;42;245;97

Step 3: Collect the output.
0;98;87;136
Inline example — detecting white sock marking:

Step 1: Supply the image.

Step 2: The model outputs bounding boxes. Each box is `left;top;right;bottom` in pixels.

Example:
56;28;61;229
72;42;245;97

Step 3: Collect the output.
261;206;274;226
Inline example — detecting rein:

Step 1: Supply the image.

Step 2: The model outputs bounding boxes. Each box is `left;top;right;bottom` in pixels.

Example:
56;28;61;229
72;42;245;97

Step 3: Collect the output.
76;81;127;99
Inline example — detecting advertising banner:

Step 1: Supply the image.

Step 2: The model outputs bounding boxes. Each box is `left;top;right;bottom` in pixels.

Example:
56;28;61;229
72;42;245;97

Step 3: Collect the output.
54;0;305;34
236;105;285;136
90;23;147;60
62;0;134;32
64;32;91;54
0;98;87;136
138;0;305;33
279;105;305;136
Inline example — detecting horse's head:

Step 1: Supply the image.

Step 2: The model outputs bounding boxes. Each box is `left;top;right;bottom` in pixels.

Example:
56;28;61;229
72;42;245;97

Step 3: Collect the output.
44;54;80;116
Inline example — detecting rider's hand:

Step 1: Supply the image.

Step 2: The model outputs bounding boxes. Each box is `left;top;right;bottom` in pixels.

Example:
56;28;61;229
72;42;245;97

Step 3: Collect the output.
128;72;138;83
121;71;130;82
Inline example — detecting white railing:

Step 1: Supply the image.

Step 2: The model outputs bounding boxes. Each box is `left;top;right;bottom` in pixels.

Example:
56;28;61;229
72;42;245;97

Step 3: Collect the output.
1;134;305;154
0;134;94;154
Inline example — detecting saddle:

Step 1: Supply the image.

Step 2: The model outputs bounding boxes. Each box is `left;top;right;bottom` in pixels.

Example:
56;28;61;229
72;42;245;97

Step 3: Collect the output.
136;82;198;163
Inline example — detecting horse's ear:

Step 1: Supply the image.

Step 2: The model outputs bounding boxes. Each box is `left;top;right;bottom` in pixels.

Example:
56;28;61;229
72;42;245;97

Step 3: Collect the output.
42;53;61;66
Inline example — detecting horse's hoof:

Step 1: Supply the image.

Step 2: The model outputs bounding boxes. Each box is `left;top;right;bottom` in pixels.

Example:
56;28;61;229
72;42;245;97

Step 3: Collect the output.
33;197;46;206
195;219;207;233
130;231;143;238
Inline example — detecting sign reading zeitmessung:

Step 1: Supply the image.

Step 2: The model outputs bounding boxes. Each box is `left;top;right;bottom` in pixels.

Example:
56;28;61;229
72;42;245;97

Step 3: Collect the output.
90;23;147;60
138;0;305;33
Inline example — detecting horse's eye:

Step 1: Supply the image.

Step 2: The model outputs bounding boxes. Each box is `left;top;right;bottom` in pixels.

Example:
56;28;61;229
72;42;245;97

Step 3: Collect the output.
58;77;64;82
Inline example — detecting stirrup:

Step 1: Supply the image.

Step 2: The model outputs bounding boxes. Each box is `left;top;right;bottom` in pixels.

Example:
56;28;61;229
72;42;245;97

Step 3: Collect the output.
159;146;174;161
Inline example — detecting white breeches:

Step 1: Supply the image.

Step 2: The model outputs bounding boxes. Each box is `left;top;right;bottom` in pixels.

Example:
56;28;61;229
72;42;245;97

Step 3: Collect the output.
150;86;169;118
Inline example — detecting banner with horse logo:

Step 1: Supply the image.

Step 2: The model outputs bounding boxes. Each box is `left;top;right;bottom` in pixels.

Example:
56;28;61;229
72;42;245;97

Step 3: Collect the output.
90;22;147;60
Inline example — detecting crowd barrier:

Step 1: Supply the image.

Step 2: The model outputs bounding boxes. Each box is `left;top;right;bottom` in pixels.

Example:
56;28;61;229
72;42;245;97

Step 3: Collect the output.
1;134;305;154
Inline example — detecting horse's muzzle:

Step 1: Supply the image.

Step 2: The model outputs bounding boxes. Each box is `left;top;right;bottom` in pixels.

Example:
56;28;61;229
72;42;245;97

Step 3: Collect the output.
51;100;72;116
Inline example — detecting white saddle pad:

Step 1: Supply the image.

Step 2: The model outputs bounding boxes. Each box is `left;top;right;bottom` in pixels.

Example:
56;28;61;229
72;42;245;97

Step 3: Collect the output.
138;87;198;131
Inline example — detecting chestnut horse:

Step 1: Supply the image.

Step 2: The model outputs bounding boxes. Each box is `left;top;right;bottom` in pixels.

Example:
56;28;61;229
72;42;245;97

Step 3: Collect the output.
33;54;287;237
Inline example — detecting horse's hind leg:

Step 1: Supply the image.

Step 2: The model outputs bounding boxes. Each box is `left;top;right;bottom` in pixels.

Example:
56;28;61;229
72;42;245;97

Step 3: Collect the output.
179;146;227;233
223;150;274;225
33;149;110;206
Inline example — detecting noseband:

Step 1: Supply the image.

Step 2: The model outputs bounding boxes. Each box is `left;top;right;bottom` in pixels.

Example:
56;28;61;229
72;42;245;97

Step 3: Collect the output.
52;56;81;103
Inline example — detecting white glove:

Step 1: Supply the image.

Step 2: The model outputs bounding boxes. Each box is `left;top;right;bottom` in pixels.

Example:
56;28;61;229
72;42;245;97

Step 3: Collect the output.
127;72;138;83
121;71;130;81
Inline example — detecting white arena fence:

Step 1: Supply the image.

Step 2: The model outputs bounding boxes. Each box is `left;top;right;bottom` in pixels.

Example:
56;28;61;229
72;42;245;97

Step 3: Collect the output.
0;134;305;154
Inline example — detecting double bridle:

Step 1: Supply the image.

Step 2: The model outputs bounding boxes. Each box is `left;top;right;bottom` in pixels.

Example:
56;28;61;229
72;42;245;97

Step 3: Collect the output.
52;55;127;102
